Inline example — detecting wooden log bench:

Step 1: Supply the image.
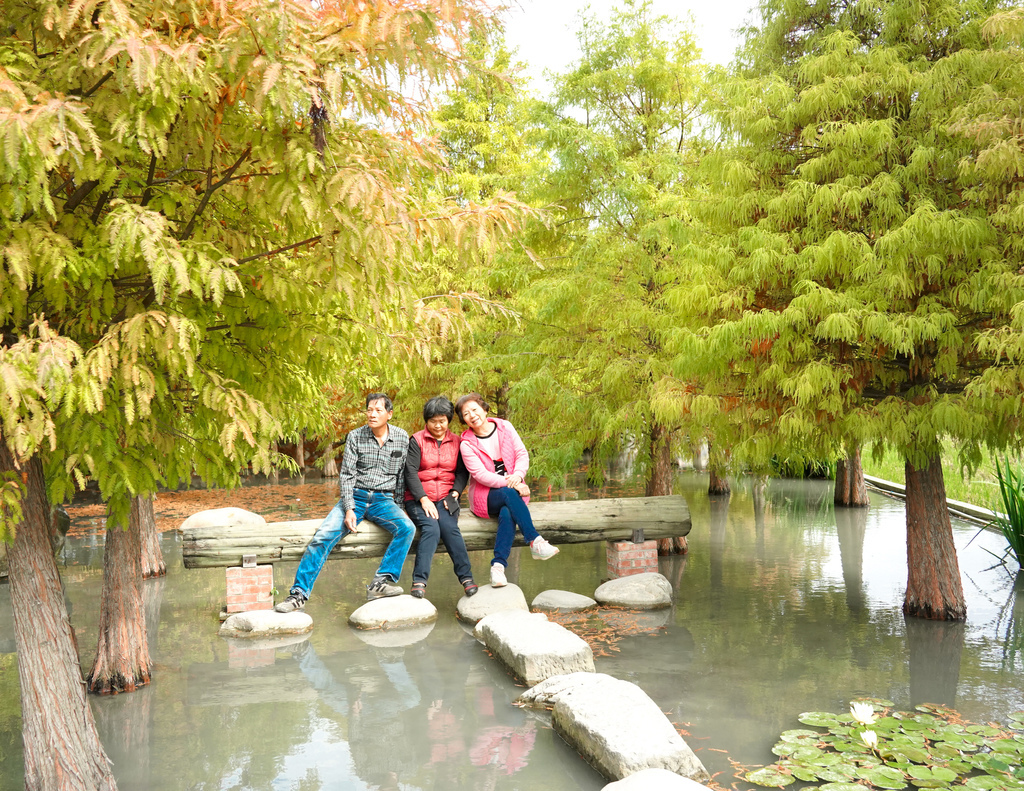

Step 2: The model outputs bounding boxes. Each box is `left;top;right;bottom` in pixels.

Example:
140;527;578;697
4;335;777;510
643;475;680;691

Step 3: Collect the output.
180;495;691;569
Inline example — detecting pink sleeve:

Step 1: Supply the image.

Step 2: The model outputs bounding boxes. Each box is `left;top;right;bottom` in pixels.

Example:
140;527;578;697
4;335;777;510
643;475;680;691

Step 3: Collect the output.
505;422;530;479
461;442;508;489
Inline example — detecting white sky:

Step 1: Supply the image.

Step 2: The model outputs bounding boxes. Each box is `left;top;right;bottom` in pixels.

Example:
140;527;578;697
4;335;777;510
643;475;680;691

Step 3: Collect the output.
501;0;757;97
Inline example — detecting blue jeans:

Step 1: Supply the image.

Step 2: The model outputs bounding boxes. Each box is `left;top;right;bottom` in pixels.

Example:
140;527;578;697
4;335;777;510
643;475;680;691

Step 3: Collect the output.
406;498;473;583
290;490;415;599
487;487;540;568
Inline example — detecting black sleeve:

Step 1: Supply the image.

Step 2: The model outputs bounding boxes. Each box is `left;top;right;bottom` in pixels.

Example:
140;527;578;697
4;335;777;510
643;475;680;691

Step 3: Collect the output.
452;452;469;496
404;437;427;501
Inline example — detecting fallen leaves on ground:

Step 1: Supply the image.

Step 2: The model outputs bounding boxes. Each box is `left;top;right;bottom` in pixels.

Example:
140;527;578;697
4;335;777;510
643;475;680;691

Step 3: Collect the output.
66;479;341;537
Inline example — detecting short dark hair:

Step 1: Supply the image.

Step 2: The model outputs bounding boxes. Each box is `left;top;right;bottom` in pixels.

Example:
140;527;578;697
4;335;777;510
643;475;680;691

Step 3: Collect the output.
455;393;490;423
423;396;455;423
365;392;393;411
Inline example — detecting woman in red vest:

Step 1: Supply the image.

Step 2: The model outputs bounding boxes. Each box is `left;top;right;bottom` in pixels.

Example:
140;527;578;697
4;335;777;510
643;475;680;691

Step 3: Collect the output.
404;396;478;599
456;393;559;588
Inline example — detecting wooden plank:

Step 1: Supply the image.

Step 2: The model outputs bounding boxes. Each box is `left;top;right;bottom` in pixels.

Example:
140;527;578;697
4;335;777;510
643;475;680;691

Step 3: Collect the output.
179;495;690;569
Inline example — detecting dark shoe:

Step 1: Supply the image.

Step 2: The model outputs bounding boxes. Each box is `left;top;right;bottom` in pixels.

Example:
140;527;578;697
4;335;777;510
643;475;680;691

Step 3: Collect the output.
461;578;479;597
367;576;403;600
275;592;307;613
411;582;427;599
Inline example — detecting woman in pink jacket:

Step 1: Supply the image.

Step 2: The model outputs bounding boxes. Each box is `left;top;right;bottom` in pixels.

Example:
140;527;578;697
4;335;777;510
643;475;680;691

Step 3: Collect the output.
455;393;559;588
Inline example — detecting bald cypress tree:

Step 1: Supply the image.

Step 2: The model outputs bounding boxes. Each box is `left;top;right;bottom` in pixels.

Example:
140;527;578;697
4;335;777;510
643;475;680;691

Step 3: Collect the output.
673;0;1024;620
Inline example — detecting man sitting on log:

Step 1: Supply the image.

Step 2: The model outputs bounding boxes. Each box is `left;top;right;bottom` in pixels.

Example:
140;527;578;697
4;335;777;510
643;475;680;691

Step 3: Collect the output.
275;392;415;611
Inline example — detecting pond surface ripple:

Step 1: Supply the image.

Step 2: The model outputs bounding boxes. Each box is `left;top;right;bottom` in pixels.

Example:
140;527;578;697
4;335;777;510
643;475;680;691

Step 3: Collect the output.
0;472;1020;790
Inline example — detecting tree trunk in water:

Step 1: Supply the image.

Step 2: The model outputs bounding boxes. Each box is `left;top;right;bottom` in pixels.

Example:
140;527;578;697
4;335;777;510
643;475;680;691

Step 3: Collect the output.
708;467;730;495
648;425;686;555
904;454;966;621
835;445;870;507
323;443;338;479
87;505;152;694
136;495;165;579
2;445;117;790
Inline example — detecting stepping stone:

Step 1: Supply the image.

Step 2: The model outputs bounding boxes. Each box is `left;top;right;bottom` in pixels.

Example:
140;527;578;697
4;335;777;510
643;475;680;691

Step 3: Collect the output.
348;594;438;630
219;609;313;637
532;589;597;613
595;572;673;609
353;620;435;648
456;582;529;624
518;672;709;782
475;610;594;686
602;768;712;791
181;507;266;530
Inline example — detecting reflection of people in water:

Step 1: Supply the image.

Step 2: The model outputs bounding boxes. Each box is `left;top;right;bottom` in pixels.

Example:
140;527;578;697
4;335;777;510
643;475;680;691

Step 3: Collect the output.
467;686;537;778
295;642;425;790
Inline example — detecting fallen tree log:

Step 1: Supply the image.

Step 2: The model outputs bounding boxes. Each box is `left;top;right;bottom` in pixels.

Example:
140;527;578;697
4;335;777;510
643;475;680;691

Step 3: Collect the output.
179;495;690;569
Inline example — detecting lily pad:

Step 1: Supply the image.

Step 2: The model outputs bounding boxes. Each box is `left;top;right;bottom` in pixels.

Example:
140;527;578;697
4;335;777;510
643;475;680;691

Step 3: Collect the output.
801;712;845;727
857;766;908;789
817;765;859;782
747;767;796;787
773;742;799;757
820;783;865;791
964;776;1010;791
781;729;824;742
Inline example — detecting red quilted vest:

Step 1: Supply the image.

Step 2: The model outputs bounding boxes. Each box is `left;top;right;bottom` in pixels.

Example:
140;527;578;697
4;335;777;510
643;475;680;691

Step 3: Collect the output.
406;429;461;502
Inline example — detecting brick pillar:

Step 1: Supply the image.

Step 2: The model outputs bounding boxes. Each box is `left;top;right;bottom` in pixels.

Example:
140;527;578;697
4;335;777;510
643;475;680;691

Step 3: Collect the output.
225;565;274;613
606;540;658;578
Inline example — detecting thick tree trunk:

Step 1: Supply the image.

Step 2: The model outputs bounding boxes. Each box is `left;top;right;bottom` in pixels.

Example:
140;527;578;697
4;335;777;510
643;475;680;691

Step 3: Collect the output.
2;445;117;790
903;454;966;621
708;467;730;495
648;425;686;555
835;445;870;507
136;495;165;579
294;430;305;472
323;443;338;479
87;505;152;694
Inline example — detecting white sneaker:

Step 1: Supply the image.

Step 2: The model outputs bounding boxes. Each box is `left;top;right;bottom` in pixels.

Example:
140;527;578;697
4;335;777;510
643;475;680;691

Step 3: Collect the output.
530;536;559;560
490;563;508;587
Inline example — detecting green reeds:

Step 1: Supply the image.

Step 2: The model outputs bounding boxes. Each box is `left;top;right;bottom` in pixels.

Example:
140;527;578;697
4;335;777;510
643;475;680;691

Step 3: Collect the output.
991;456;1024;567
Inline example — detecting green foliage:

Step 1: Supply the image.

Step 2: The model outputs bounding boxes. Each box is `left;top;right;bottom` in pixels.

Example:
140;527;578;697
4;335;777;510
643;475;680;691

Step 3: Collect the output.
671;0;1024;474
745;701;1024;791
0;0;526;532
444;1;715;486
990;457;1024;567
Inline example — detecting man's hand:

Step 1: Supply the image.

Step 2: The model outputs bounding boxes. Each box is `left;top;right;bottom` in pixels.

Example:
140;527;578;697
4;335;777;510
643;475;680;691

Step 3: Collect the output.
344;509;359;533
421;497;439;520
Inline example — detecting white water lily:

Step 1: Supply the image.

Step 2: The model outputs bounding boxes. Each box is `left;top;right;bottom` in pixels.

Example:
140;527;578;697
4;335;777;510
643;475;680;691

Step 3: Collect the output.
860;730;879;749
850;702;877;725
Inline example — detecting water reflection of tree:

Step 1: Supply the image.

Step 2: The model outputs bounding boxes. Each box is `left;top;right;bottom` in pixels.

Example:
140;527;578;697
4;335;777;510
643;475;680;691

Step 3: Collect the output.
994;571;1024;674
835;507;868;613
905;615;965;708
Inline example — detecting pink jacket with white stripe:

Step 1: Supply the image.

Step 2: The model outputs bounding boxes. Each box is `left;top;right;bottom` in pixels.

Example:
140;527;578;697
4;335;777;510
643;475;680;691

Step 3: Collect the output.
459;418;530;518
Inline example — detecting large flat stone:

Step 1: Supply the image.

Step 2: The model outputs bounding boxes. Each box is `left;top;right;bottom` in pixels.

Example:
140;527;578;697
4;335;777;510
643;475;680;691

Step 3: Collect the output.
518;672;709;782
475;610;594;686
603;768;712;790
219;610;313;637
595;572;673;609
348;595;438;630
456;582;529;624
532;589;597;613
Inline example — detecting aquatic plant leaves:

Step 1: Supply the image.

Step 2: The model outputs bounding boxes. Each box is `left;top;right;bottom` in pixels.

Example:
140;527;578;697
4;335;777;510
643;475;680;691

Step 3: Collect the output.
857;765;909;788
746;767;796;787
801;712;845;727
743;703;1024;791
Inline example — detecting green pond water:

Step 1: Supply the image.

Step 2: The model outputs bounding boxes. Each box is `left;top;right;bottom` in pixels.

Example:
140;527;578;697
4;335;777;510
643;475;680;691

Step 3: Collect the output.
0;471;1021;790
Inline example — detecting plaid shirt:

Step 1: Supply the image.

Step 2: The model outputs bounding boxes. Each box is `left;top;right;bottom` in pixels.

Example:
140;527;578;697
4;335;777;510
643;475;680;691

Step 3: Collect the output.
338;424;409;511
